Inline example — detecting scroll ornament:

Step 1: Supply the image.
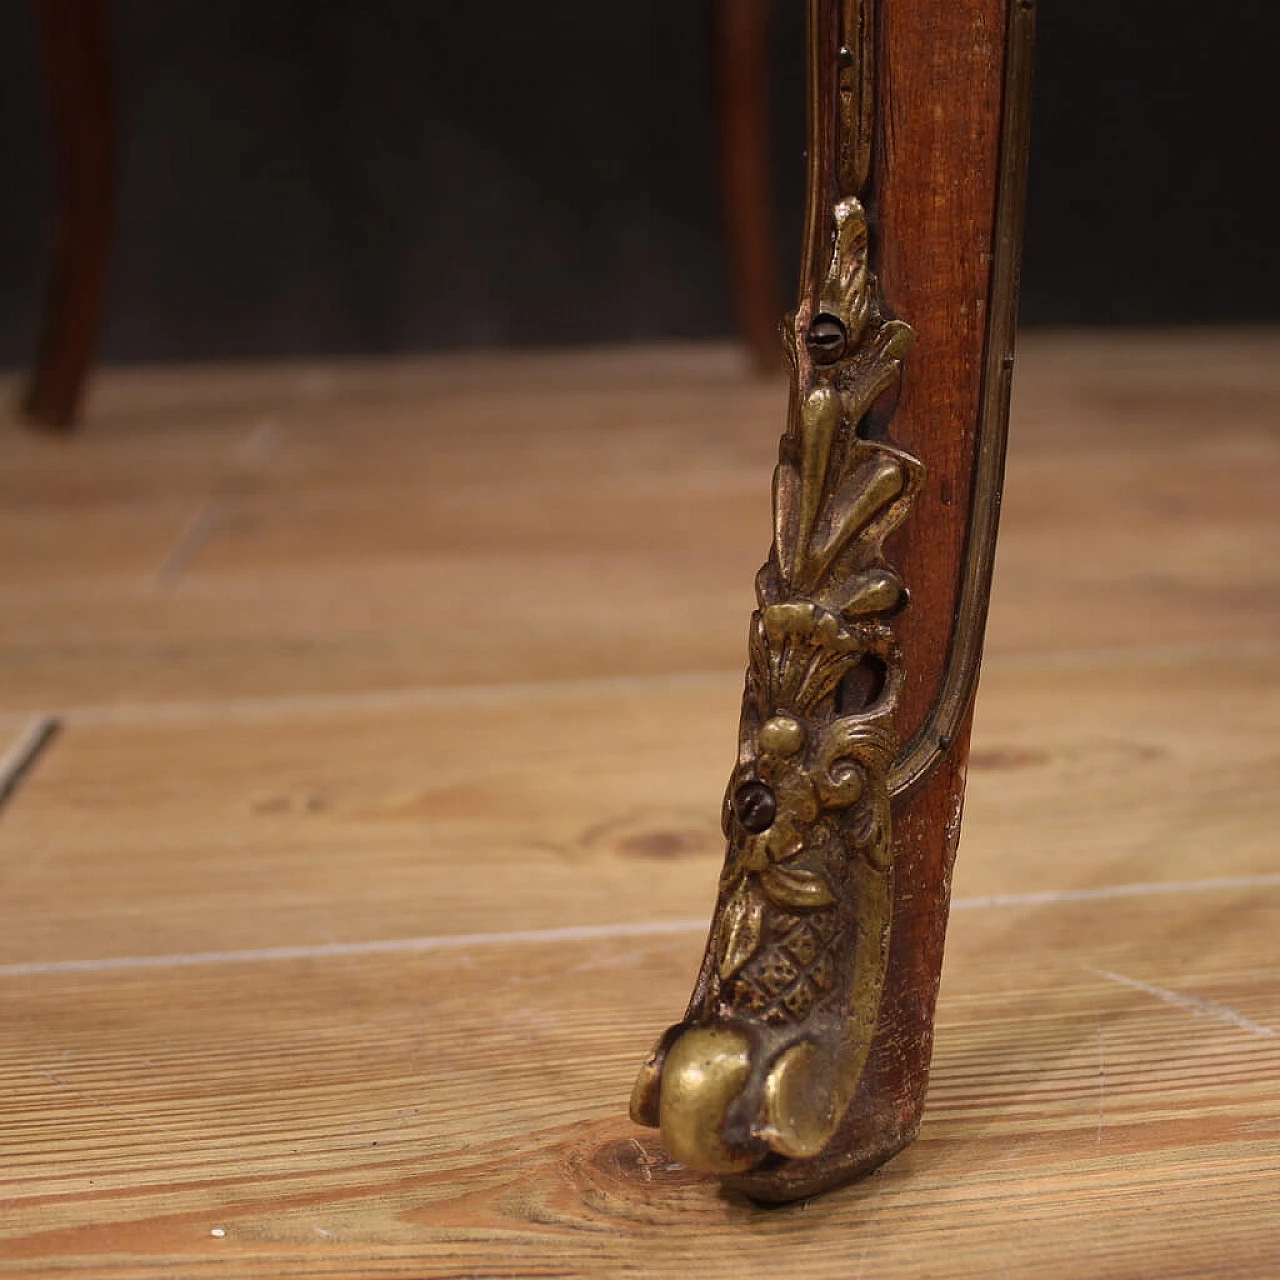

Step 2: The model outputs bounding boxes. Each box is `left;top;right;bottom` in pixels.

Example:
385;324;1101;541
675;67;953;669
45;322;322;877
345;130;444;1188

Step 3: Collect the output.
630;195;924;1175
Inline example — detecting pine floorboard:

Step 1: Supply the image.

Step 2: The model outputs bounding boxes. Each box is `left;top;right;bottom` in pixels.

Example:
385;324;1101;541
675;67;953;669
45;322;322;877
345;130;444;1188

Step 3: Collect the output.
1;334;1278;1277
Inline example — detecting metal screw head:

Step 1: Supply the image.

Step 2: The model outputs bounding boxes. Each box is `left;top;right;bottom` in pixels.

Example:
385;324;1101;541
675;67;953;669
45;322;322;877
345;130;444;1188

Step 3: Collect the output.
732;781;777;833
806;313;847;364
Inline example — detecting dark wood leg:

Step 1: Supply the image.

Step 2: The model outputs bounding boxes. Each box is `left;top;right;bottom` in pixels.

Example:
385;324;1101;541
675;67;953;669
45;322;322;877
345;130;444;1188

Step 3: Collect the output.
23;0;113;431
632;0;1033;1201
711;0;783;374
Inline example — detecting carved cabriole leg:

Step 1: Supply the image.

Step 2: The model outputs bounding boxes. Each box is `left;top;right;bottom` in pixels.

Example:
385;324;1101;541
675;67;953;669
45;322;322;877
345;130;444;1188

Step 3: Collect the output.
629;0;1033;1202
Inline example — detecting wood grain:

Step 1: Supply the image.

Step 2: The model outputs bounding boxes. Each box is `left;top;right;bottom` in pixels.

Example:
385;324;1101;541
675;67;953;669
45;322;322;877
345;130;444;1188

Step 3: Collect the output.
2;649;1277;969
2;335;1279;1275
2;898;1277;1277
3;336;1278;714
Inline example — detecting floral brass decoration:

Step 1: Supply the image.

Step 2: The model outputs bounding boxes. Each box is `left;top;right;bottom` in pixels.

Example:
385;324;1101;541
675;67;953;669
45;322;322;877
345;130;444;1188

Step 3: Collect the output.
629;184;924;1174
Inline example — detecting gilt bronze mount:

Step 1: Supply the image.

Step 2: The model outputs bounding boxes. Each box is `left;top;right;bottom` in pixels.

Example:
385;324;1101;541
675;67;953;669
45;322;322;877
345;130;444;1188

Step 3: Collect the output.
630;0;1034;1201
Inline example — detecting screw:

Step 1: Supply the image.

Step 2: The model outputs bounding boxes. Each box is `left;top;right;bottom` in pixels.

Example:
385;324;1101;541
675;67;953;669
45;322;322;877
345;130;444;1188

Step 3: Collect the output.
733;781;777;833
806;313;847;364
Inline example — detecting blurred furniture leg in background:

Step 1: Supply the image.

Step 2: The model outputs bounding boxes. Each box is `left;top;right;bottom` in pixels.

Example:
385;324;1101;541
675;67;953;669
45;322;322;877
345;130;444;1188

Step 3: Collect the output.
712;0;783;374
23;0;112;430
20;2;778;421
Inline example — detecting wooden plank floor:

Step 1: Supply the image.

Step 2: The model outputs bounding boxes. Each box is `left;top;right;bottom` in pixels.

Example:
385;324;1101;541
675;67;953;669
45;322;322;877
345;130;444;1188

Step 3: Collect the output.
1;333;1278;1278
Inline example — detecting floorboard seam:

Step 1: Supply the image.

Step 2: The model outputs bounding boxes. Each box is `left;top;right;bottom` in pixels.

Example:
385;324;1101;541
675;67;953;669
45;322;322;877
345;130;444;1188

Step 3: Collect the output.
3;640;1280;731
3;874;1278;980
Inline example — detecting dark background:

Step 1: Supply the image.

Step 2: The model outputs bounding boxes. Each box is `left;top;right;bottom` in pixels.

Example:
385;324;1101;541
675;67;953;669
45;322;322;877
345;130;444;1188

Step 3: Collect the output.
1;1;1275;367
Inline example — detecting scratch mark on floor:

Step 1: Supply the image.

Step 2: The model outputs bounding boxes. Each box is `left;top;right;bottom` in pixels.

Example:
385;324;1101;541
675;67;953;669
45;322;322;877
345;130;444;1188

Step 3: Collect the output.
238;417;283;465
36;1066;176;1133
0;715;61;813
629;1138;654;1182
851;1171;888;1279
1087;966;1277;1039
154;500;219;588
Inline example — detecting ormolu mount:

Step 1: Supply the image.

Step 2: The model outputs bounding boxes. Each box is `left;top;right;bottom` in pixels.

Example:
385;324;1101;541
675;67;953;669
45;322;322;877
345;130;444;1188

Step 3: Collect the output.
630;0;1034;1201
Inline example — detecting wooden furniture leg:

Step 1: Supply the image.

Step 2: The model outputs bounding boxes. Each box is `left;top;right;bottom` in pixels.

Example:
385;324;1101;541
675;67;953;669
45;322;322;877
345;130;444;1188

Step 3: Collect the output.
631;0;1033;1201
20;1;779;413
23;0;113;431
712;0;783;374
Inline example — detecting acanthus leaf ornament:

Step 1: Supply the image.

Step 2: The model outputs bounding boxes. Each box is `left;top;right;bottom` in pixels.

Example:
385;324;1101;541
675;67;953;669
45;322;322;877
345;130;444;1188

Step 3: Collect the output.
630;176;923;1179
